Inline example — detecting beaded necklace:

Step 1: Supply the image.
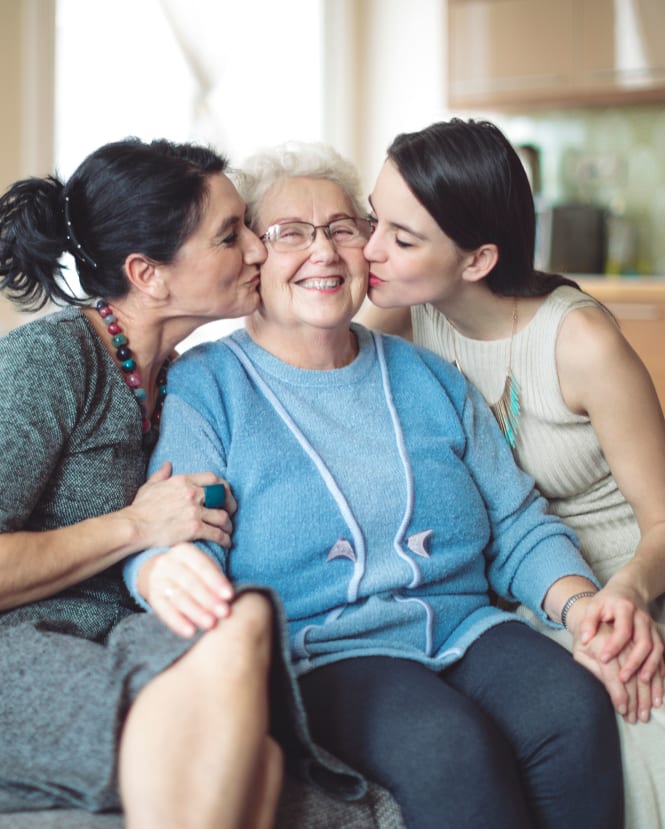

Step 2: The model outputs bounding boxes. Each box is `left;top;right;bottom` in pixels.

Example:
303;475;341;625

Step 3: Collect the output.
95;300;169;447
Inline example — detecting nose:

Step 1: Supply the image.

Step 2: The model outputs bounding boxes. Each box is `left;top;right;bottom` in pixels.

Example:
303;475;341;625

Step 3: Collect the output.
308;226;339;262
363;230;381;262
244;227;267;265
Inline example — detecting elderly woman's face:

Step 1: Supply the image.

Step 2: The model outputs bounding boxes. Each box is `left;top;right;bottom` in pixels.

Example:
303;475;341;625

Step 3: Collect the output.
254;176;369;332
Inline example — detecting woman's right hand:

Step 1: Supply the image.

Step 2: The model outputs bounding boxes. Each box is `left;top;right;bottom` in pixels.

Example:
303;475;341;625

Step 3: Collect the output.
123;461;237;551
137;542;235;637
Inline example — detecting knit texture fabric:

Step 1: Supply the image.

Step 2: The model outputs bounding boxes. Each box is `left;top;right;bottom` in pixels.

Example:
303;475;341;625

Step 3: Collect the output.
125;324;596;676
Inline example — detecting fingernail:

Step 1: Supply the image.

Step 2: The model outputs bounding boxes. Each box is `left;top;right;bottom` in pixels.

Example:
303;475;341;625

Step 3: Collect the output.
640;709;650;722
215;603;230;618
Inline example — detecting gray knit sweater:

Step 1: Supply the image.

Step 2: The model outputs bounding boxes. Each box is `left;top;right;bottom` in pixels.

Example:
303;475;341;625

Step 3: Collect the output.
0;307;145;637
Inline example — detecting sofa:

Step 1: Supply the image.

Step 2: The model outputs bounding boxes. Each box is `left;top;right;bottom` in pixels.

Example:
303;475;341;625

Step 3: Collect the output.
0;775;405;828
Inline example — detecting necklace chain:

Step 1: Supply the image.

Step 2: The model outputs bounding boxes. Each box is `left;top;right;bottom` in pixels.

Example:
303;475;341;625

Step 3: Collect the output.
450;299;521;449
95;300;169;448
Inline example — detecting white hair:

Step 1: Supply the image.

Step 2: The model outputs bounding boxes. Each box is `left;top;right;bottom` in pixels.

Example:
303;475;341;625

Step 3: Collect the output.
232;140;366;227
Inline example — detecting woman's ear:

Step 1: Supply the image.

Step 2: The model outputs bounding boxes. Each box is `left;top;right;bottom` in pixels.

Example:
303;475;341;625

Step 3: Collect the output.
124;253;169;300
461;244;499;284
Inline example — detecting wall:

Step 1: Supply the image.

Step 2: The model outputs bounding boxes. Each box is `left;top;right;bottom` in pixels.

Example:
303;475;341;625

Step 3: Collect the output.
488;104;665;275
322;0;447;199
0;0;56;333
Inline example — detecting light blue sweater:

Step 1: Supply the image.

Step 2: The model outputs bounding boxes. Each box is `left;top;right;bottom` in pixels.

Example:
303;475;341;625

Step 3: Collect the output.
125;325;596;675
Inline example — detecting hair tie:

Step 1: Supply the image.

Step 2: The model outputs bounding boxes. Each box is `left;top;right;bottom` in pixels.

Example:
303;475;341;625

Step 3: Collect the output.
64;194;98;270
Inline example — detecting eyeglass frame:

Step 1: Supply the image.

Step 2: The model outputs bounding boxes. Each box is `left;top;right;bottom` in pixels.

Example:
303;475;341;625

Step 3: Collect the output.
260;216;376;251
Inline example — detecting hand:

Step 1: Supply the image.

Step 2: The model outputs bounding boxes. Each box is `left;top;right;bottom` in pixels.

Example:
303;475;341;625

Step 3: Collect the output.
138;542;235;637
123;461;237;551
573;620;664;722
577;583;665;684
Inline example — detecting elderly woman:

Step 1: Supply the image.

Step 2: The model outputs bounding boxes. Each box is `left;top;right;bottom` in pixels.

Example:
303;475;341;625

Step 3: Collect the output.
125;142;625;829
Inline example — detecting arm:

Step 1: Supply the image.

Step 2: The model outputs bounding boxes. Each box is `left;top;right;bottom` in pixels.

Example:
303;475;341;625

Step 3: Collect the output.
354;300;413;338
124;364;237;636
0;461;233;610
557;305;665;679
0;325;231;609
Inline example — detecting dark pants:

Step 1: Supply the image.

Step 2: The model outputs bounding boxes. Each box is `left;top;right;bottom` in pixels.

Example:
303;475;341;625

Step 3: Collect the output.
299;622;623;829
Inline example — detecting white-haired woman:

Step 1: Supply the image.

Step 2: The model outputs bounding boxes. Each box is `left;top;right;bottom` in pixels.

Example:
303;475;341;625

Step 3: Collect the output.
124;141;628;829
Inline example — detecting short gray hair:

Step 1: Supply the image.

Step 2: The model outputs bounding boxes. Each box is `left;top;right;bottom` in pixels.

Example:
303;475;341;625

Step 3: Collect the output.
233;140;366;228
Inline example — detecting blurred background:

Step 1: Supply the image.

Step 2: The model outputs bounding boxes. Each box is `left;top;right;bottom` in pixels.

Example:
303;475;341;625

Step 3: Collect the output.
1;0;665;347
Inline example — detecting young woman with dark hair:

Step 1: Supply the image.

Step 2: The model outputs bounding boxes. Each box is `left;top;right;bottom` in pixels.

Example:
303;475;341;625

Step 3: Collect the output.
359;117;665;828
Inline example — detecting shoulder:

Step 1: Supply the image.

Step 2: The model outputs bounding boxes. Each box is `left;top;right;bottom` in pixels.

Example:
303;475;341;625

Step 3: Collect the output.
0;309;97;390
555;295;638;413
557;299;623;367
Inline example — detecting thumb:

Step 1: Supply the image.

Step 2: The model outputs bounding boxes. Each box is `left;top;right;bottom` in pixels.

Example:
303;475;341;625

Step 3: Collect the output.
147;460;172;483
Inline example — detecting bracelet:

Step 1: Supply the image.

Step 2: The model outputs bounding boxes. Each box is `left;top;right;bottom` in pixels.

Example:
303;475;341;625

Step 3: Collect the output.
560;591;597;630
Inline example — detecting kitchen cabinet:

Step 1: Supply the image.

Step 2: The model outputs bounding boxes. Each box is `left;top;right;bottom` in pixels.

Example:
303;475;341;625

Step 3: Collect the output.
447;0;665;108
577;278;665;412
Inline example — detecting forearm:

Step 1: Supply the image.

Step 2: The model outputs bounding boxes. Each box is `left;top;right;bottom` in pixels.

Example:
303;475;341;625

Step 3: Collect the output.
605;523;665;605
0;508;144;609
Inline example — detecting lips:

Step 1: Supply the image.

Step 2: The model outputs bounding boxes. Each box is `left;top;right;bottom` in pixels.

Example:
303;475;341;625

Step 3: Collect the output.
368;273;385;287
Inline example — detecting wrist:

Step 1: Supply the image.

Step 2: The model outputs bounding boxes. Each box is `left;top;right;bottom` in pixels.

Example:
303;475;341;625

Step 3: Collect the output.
561;590;597;632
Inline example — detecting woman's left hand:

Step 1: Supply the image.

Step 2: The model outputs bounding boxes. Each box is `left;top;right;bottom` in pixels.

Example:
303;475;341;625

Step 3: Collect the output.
577;584;665;684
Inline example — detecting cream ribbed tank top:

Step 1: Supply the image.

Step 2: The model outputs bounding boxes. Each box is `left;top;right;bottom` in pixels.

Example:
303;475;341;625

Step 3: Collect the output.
412;285;641;589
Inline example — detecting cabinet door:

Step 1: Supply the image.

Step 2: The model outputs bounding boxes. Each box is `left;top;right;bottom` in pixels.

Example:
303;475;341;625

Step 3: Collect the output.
447;0;576;107
578;0;665;94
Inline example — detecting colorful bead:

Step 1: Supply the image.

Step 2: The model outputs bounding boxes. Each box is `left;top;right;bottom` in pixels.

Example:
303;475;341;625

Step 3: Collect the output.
94;299;169;446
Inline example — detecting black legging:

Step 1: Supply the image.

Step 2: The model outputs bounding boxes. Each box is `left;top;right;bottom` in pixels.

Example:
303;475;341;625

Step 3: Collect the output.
299;622;623;829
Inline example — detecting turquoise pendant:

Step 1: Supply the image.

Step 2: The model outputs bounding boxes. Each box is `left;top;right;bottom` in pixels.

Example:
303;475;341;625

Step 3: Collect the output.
491;370;521;450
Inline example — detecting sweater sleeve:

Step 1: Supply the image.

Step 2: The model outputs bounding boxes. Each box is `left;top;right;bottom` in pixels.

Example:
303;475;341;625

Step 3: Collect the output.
123;353;231;606
459;384;598;624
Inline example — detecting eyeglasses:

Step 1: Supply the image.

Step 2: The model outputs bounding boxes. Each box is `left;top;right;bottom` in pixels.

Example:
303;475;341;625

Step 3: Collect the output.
261;217;375;252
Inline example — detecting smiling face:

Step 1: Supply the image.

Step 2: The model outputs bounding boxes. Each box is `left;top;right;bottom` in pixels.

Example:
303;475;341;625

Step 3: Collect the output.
364;160;471;309
161;172;266;323
252;176;369;336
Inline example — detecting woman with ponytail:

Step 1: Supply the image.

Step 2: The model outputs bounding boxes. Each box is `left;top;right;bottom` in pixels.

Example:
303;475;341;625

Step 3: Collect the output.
0;137;290;828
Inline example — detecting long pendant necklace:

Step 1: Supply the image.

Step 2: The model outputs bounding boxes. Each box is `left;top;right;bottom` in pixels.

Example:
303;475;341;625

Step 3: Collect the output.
95;300;169;447
450;299;521;449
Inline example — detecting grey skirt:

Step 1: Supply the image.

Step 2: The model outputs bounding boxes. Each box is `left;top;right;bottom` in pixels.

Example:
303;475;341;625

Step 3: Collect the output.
0;586;364;813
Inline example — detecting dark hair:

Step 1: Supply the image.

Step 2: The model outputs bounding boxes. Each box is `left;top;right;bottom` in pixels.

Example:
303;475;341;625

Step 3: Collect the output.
0;137;228;310
387;119;577;297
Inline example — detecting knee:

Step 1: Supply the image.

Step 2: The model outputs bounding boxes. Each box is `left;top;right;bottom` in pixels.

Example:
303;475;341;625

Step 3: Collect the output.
191;591;274;680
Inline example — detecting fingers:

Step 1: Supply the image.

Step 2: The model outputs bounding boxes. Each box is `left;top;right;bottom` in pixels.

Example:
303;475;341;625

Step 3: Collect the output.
597;614;633;662
147;544;234;638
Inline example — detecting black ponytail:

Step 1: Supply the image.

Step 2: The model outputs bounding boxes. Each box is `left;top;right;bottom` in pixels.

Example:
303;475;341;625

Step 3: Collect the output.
0;175;75;310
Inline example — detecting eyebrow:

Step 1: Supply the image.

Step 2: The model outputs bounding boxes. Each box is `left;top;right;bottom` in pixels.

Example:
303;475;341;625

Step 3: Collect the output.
367;195;426;240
